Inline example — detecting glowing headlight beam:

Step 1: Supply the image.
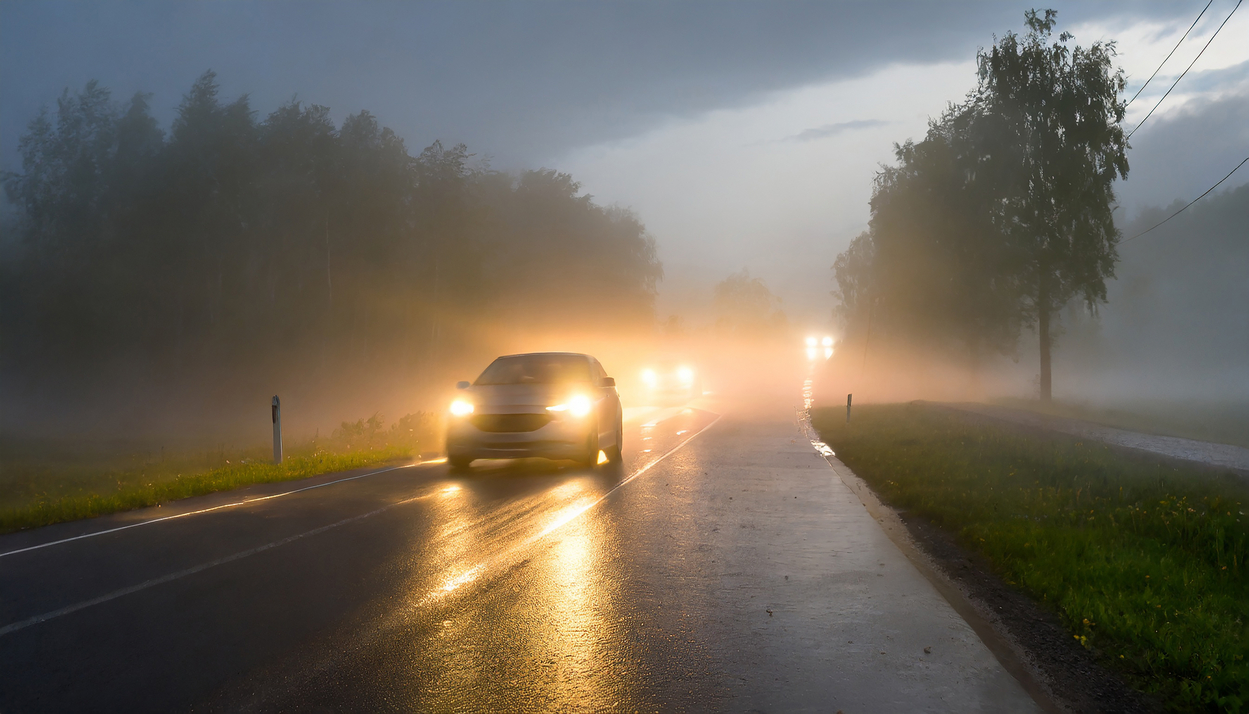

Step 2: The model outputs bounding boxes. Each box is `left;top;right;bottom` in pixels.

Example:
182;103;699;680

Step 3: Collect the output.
678;367;694;384
822;336;833;347
449;399;474;417
547;394;593;417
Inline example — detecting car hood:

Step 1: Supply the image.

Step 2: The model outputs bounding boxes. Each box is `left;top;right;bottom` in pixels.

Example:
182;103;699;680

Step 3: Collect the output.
466;383;592;408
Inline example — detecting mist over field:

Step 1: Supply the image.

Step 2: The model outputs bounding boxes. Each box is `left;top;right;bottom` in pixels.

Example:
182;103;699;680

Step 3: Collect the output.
0;2;1246;450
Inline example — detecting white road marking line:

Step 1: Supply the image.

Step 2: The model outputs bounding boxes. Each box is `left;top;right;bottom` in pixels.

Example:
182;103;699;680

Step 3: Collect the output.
578;413;720;509
0;463;422;559
420;412;722;602
0;491;436;638
0;412;722;636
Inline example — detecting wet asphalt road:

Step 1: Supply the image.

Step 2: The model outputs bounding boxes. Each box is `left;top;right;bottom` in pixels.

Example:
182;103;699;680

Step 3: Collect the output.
0;397;1039;712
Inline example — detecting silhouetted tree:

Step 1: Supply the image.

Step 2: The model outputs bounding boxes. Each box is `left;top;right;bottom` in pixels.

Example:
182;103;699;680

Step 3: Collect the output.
1;71;663;422
714;269;785;336
975;9;1128;400
831;9;1127;398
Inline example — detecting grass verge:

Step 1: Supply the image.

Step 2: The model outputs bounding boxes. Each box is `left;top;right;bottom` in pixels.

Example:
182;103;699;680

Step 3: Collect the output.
991;398;1249;450
0;446;411;535
0;412;438;534
813;402;1248;713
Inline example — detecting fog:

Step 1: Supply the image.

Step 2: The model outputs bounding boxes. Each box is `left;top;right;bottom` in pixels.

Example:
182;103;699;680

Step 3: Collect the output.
1;2;1247;457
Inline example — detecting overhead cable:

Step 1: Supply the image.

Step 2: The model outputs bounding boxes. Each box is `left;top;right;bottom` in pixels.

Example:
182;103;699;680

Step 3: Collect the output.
1121;154;1249;244
1124;0;1213;109
1127;0;1242;140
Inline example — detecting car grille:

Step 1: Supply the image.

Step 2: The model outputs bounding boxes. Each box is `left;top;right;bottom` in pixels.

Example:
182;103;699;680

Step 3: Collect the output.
471;413;553;433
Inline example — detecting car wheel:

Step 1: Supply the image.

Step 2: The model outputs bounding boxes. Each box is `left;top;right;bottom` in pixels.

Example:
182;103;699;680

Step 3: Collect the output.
577;426;600;468
448;455;473;472
606;417;623;463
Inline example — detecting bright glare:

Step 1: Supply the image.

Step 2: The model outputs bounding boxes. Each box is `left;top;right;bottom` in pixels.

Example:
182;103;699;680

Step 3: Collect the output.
678;366;694;384
641;368;657;387
596;450;608;464
568;394;592;417
822;336;833;347
824;346;833;359
547;394;593;417
805;336;817;347
806;346;818;360
449;399;474;416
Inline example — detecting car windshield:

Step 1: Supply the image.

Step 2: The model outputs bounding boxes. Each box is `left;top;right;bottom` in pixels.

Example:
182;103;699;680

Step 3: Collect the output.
475;354;592;385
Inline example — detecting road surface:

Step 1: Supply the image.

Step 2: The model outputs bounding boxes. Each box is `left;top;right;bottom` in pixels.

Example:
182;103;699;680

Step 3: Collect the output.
0;395;1039;712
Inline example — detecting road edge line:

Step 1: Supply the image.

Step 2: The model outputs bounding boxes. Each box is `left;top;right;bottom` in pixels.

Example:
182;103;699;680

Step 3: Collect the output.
0;463;421;559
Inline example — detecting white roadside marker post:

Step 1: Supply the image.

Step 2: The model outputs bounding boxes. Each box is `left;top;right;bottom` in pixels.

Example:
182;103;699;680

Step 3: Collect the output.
272;395;283;464
846;393;852;424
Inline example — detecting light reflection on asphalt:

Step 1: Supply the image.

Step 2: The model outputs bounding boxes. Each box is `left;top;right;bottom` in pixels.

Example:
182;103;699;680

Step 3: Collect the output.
385;406;712;710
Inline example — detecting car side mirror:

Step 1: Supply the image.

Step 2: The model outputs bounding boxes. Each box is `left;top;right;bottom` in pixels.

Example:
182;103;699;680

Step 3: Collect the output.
456;381;470;390
601;376;616;387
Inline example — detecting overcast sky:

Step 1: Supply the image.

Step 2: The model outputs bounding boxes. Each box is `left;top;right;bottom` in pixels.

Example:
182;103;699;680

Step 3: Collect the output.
3;1;1246;325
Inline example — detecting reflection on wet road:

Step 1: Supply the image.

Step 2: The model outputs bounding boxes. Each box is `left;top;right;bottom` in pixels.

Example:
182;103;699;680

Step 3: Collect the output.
0;406;718;711
0;399;1037;712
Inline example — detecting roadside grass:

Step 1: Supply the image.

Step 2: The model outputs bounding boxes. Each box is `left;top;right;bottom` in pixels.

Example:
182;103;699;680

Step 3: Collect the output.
0;412;439;534
812;402;1248;713
992;397;1249;450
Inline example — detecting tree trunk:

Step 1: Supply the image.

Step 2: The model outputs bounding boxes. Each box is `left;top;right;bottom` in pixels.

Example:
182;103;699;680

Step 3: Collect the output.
1038;281;1052;403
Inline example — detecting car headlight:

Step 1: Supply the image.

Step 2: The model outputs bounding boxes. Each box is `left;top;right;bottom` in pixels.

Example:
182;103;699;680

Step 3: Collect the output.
805;336;817;347
822;336;833;347
547;394;593;417
641;369;657;387
449;399;474;417
678;367;694;384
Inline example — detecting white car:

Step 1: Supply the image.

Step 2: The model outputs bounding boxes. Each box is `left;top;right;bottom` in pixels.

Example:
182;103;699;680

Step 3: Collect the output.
445;352;623;470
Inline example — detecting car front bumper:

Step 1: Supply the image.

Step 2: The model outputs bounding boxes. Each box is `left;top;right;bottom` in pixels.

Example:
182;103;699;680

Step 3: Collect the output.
446;413;592;460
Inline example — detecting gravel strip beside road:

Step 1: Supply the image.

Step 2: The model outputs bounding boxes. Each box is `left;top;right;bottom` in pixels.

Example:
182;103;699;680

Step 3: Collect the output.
941;403;1249;474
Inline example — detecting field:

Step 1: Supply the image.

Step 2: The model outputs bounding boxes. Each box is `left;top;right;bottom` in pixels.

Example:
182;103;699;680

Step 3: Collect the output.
992;398;1249;450
812;402;1248;713
0;412;439;534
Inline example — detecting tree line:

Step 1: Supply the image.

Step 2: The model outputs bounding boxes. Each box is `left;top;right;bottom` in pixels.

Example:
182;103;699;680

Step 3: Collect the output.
1;71;662;423
832;10;1128;400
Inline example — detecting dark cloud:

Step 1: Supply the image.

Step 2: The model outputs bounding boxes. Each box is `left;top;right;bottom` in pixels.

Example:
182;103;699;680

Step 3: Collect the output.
790;119;889;142
1118;87;1249;213
0;1;1194;169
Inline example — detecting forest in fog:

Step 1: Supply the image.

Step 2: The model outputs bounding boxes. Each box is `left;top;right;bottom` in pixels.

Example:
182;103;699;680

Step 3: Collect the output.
1;73;663;435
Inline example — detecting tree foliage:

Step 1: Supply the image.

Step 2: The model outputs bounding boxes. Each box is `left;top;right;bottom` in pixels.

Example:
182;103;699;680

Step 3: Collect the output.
831;9;1128;395
1;72;662;413
713;269;786;336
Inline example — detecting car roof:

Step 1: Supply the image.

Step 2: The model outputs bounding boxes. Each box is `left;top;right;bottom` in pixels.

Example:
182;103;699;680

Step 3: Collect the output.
497;351;591;360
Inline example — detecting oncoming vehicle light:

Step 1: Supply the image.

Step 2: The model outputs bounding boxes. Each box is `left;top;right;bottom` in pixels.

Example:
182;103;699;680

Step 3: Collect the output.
641;369;657;388
805;336;818;347
547;394;593;417
450;399;474;417
678;366;694;385
821;336;833;347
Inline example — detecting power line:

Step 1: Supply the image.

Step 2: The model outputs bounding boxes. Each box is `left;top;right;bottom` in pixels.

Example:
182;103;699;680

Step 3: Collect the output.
1127;0;1242;140
1124;0;1212;109
1121;154;1249;244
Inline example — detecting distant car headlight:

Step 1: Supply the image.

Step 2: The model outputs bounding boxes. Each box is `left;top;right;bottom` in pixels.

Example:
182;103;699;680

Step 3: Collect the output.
678;367;694;384
450;399;474;417
547;394;593;417
822;336;833;347
805;336;817;347
641;369;657;387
